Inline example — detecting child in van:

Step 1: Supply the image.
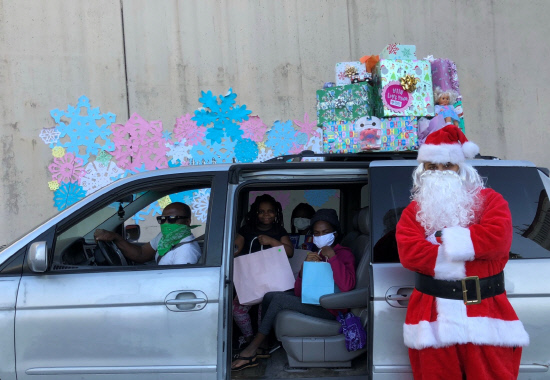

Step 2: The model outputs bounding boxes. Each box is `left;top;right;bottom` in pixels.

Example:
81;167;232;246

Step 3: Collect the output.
232;194;294;349
288;202;316;250
232;208;356;371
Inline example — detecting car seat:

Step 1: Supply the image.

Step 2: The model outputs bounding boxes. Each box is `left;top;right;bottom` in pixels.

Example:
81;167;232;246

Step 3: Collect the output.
274;207;370;368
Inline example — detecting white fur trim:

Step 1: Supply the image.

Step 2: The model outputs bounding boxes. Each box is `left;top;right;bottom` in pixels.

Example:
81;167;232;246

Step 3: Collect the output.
462;141;480;159
403;298;530;349
442;226;475;262
434;245;466;280
417;143;465;164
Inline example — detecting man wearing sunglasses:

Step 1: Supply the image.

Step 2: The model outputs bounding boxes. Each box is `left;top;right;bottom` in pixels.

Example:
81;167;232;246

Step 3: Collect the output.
94;202;201;265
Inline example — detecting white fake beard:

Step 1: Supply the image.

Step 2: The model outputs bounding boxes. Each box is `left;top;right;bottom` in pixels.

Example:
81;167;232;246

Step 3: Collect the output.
413;170;478;235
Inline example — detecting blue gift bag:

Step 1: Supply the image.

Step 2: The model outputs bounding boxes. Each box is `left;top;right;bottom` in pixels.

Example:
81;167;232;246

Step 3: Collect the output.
301;261;339;305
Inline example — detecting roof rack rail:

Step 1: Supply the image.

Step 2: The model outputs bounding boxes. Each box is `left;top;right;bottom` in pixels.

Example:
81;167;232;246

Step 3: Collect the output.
265;150;418;163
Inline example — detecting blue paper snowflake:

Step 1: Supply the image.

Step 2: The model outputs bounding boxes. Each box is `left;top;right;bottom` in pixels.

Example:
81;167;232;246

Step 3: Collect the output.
235;138;259;163
304;189;338;207
53;182;87;211
162;131;173;141
296;133;308;145
131;202;162;224
50;95;116;163
266;120;297;157
192;89;251;144
189;139;236;165
168;159;182;168
170;190;196;206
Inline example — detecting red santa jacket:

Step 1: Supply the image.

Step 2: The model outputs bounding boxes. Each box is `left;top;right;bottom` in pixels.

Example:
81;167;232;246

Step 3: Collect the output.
396;188;529;349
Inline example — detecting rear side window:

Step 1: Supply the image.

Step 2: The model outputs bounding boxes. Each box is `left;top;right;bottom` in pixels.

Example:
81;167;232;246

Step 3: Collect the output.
370;165;550;262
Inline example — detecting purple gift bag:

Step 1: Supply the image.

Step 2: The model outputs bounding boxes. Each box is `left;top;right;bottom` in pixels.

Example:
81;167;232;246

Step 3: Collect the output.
337;312;367;351
430;58;461;98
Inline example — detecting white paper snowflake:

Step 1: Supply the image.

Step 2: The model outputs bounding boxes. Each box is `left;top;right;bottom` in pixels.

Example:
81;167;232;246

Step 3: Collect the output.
302;135;324;161
254;147;275;163
80;161;125;194
191;188;210;222
166;140;192;164
39;128;61;144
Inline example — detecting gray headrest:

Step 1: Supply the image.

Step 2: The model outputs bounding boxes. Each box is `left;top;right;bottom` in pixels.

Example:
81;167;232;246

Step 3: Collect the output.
358;207;369;235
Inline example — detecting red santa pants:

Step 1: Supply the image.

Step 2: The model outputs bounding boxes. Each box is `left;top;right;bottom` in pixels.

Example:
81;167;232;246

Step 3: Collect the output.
409;343;522;380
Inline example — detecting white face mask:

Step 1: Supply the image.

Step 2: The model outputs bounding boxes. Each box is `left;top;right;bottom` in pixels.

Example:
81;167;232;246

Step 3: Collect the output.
293;218;311;231
313;232;335;248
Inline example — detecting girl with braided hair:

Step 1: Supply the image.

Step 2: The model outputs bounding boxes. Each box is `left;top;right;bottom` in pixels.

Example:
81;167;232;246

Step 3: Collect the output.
232;194;294;350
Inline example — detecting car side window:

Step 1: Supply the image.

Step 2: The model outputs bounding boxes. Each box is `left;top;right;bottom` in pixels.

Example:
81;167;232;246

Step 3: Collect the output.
51;186;212;270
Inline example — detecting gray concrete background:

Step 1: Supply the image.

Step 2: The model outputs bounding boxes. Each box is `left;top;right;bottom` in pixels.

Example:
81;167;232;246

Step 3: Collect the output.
1;0;549;244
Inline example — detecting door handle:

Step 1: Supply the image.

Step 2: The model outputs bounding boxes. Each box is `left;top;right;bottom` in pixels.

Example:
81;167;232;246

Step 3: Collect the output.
165;290;207;312
386;286;414;308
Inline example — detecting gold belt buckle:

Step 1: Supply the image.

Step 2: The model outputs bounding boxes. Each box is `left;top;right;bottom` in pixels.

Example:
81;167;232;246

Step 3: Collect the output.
461;276;481;305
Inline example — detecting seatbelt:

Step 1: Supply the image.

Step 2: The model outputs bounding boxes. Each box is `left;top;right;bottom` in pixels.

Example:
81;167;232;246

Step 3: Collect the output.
156;234;204;264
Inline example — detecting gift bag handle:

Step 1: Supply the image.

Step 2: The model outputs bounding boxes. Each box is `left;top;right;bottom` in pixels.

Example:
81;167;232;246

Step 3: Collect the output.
249;236;264;255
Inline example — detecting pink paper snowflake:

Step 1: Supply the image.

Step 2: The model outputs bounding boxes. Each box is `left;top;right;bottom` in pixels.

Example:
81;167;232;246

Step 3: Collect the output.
289;143;304;154
110;113;169;172
173;113;206;146
387;43;399;55
293;112;320;138
48;152;85;184
239;116;269;142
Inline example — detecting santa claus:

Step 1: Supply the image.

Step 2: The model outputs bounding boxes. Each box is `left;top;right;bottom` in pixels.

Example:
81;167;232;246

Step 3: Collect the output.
396;125;529;380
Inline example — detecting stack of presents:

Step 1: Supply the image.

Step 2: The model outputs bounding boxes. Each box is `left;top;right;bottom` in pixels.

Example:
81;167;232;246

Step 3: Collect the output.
317;43;465;153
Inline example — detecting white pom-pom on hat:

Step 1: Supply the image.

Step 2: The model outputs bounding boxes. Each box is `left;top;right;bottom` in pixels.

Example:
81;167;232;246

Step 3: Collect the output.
417;125;479;164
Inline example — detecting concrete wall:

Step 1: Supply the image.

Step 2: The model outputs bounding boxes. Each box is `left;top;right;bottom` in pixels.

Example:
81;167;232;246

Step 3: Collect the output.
1;0;549;245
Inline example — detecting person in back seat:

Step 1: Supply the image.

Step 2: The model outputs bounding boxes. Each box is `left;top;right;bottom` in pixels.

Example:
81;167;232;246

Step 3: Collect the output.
231;208;355;371
289;202;316;250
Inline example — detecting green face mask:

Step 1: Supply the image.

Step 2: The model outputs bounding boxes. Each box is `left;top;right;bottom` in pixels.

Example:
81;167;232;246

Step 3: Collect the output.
157;223;193;257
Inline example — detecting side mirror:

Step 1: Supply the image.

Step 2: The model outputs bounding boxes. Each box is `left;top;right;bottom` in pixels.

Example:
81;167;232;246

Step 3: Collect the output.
125;224;141;242
27;241;48;273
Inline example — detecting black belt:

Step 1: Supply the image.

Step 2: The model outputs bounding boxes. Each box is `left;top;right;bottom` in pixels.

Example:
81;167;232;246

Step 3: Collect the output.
415;271;505;305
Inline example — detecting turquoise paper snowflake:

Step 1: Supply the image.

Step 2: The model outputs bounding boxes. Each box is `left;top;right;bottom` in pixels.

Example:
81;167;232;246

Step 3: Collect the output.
235;138;259;163
49;95;116;163
53;182;87;211
192;89;251;144
131;203;162;224
266;120;297;157
170;190;196;206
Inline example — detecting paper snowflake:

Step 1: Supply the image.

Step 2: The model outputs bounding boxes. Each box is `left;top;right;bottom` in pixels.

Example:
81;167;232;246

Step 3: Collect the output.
304;189;338;207
157;195;172;209
162;131;172;141
52;146;65;158
174;113;206;146
239;116;268;142
192;89;251;143
166;140;192;165
110;113;169;172
40;128;61;144
288;143;304;154
53;182;87;211
191;188;211;222
293;113;320;138
80;161;125;194
48;152;85;184
254;147;275;163
170;190;195;206
49;95;116;163
48;181;60;191
131;203;162;224
96;150;113;164
234;138;259;163
305;135;323;153
189;139;236;165
266;120;297;157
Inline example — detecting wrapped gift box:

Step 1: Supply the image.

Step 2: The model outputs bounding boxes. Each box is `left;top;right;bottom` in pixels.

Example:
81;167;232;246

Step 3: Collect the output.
380;44;417;60
322;116;418;153
335;61;369;86
373;59;435;117
379;117;418;151
316;83;374;126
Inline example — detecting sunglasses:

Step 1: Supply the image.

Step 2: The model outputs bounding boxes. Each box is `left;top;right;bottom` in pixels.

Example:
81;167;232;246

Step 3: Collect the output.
156;215;190;224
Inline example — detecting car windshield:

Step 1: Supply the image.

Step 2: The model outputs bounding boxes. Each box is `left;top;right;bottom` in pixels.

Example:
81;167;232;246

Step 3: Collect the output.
371;165;550;262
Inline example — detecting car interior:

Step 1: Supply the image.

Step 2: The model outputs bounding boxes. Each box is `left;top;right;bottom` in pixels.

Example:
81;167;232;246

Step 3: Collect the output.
231;181;370;378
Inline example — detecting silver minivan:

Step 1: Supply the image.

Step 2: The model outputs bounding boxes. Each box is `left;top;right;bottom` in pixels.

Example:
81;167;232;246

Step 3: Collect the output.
1;154;549;380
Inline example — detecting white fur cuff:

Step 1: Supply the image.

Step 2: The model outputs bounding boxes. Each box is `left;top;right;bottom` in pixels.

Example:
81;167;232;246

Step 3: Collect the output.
442;226;475;261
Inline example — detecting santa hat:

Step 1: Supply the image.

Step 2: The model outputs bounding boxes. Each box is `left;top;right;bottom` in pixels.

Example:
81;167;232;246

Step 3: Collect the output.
417;125;479;164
